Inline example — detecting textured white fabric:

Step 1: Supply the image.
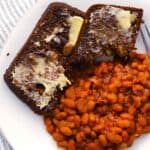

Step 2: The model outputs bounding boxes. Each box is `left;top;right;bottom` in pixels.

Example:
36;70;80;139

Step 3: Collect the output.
0;1;37;149
0;0;37;50
0;129;13;150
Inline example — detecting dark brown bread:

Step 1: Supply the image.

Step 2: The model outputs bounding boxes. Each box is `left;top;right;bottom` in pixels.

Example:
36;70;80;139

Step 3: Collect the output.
4;2;85;115
72;4;143;64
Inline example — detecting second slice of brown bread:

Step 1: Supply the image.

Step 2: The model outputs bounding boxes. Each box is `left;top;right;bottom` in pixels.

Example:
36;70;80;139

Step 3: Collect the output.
72;4;143;64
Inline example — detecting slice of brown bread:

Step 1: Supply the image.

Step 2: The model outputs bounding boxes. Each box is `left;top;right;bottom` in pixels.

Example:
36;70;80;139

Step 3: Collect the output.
4;2;85;115
72;4;143;64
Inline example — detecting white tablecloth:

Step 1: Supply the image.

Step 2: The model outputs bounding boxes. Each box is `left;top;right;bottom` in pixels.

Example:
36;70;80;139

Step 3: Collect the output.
0;1;37;149
0;0;37;50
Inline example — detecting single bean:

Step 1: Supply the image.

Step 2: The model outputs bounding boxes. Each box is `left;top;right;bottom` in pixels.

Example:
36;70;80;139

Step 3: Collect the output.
60;126;72;136
107;133;122;144
53;132;64;142
98;134;108;146
81;113;89;125
117;119;131;128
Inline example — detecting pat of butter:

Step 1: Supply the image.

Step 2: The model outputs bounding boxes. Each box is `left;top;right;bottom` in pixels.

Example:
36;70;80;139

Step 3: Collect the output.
44;27;64;43
44;34;55;43
109;6;136;30
116;10;136;30
12;55;71;109
67;16;84;46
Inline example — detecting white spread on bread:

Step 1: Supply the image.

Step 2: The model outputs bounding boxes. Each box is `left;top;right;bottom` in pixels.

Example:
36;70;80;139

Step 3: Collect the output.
109;7;136;30
12;51;71;109
87;6;137;54
44;27;64;43
90;6;136;31
66;16;84;47
44;15;84;54
34;41;41;47
63;16;84;56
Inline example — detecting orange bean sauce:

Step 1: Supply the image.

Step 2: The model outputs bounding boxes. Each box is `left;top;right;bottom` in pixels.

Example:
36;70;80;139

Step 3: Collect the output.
44;52;150;150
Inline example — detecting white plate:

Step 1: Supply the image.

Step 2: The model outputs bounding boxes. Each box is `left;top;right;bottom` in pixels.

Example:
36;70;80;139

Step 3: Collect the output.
0;0;150;150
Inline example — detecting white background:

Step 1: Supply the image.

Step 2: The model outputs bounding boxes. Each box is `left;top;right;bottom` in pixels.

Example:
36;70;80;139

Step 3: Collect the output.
0;0;150;150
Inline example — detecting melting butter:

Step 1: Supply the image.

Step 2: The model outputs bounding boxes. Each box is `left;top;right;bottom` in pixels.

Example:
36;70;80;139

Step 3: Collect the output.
12;54;71;109
44;27;64;43
67;16;84;46
109;7;136;30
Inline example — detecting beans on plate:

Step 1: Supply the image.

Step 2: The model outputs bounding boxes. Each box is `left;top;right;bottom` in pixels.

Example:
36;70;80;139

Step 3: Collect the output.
44;52;150;150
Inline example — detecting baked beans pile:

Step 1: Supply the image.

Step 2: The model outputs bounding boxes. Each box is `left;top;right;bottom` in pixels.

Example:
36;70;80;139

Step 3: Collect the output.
44;52;150;150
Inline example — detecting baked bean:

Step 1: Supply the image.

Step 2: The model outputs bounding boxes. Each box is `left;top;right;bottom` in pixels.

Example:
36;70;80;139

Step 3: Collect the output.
143;126;150;133
74;115;81;127
60;126;72;136
118;143;128;150
90;131;97;138
122;131;128;141
93;125;104;132
78;90;89;98
65;86;76;99
44;118;52;126
126;135;135;146
83;81;91;90
83;127;91;134
81;113;89;125
96;106;109;116
53;132;64;142
131;62;139;69
98;134;108;146
47;124;54;133
137;64;145;71
112;104;123;112
132;84;144;93
122;81;132;88
138;115;147;126
68;140;76;150
89;113;96;122
107;93;117;103
62;98;76;108
110;127;122;133
87;100;96;111
76;132;85;142
58;141;68;148
120;113;133;120
107;133;122;144
128;106;136;115
53;118;59;126
141;103;150;113
122;74;132;81
117;119;131;128
77;99;88;113
85;142;99;150
133;96;141;108
56;112;67;119
118;93;125;104
138;72;148;85
108;84;117;93
64;108;76;115
67;122;75;128
67;116;75;122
